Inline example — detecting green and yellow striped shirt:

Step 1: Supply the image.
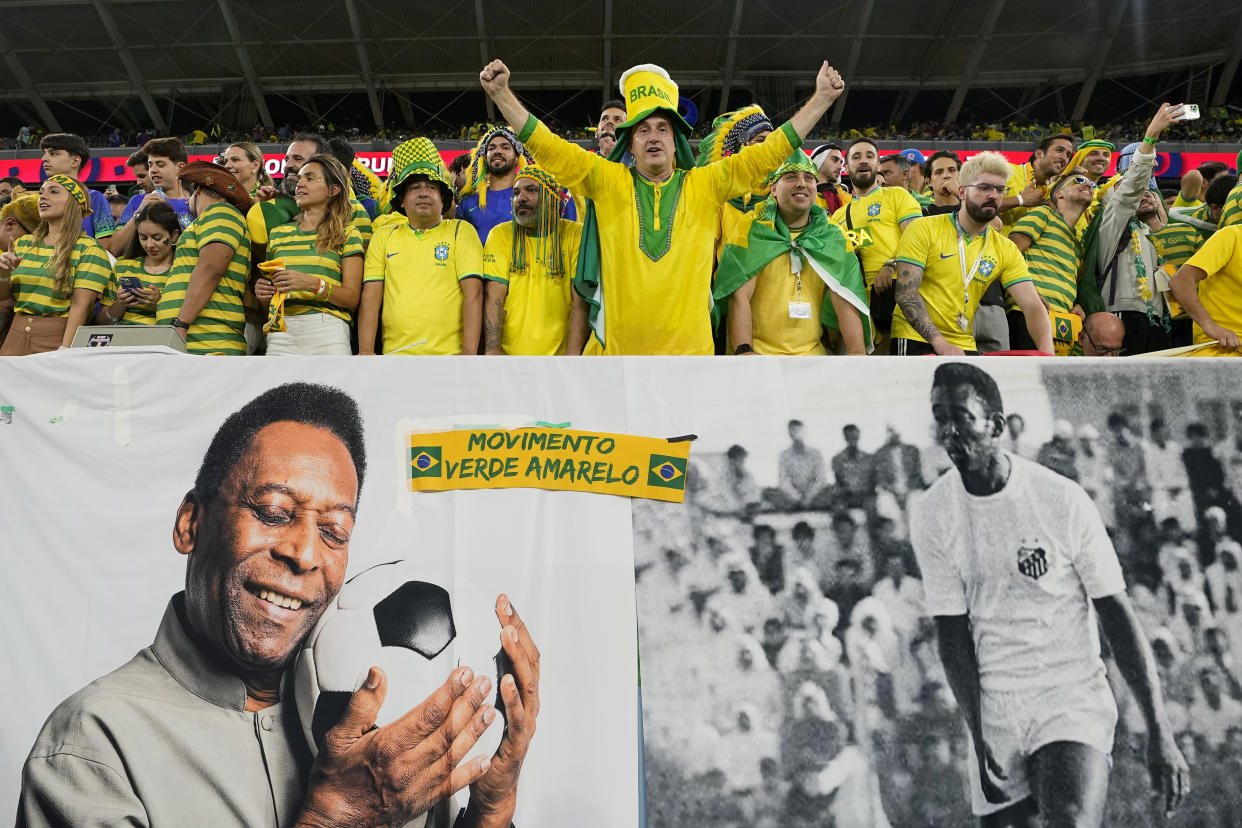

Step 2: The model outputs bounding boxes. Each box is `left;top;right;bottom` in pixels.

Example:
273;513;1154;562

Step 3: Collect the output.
104;258;170;326
1010;205;1082;312
11;234;111;317
349;196;373;248
266;222;364;322
157;201;251;354
1220;181;1242;230
1152;203;1215;269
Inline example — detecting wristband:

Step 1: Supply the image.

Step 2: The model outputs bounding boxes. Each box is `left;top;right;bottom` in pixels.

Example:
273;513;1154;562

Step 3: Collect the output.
1016;193;1024;207
734;343;753;355
171;318;191;331
1142;136;1157;145
316;278;327;296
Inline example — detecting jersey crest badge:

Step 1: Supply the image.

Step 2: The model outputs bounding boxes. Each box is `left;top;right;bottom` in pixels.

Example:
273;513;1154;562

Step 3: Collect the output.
976;257;997;279
867;202;881;217
1017;544;1048;580
434;243;450;261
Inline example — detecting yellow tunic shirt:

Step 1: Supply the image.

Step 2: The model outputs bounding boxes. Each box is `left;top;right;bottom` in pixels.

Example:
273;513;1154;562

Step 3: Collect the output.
517;116;800;355
892;213;1032;351
363;219;483;355
1184;225;1242;356
830;186;923;287
482;219;582;355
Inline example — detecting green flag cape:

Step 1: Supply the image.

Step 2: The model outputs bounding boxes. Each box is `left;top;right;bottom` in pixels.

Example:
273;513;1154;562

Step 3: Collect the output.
713;198;873;352
572;120;696;351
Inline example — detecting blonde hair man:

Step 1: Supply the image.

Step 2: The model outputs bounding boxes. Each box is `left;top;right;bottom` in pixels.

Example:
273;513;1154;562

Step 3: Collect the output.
891;151;1053;355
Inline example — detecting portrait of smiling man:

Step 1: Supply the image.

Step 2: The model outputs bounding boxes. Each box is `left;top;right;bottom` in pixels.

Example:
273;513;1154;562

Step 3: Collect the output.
18;382;541;828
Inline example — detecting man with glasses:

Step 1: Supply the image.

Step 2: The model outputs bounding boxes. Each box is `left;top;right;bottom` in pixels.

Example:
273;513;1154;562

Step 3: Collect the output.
892;152;1052;355
1078;312;1126;356
1005;168;1095;349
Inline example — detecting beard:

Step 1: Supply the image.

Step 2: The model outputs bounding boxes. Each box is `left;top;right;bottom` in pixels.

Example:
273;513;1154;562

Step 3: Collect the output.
488;156;516;178
280;174;298;198
513;206;538;229
850;169;876;190
964;198;998;223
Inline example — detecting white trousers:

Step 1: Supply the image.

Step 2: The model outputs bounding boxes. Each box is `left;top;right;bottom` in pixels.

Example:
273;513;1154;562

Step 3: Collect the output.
265;312;352;356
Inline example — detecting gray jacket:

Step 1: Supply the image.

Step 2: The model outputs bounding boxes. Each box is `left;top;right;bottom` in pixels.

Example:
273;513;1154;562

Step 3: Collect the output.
1096;150;1164;318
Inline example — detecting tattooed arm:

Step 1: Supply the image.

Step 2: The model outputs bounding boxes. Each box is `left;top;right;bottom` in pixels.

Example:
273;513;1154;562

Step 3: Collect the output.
894;261;964;356
483;280;508;355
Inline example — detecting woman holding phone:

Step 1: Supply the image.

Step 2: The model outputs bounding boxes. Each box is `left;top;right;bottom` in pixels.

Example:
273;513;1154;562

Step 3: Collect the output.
0;175;111;354
254;154;362;355
99;202;180;326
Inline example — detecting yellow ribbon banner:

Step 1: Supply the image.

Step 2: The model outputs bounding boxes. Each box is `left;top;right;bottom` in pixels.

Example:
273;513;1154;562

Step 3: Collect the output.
408;428;692;502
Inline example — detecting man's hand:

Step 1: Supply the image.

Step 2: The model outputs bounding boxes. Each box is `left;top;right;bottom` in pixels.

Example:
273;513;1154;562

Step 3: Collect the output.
1017;183;1047;210
1148;729;1190;817
255;185;281;202
462;595;542;827
479;60;512;99
978;739;1010;804
1203;322;1242;351
930;335;965;357
1145;102;1184;142
872;264;894;292
813;61;846;104
298;665;497;828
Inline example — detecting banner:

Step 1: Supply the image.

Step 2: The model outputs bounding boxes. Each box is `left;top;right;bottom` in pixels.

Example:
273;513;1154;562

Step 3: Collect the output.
406;427;691;501
0;353;638;827
4;354;1242;825
628;357;1242;826
2;148;1237;185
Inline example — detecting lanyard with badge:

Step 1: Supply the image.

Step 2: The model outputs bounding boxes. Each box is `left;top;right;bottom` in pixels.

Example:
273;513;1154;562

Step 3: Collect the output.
952;212;985;333
787;227;813;319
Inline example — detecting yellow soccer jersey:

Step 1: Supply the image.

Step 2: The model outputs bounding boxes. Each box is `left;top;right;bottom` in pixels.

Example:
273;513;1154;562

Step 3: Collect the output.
892;213;1032;351
998;162;1046;234
830;186;923;287
1172;193;1204;210
518;115;800;355
1184;225;1242;355
482;219;583;355
363;219;483;355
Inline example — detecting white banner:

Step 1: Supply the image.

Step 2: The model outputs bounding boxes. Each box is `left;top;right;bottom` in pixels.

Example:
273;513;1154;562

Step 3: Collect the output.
0;351;640;826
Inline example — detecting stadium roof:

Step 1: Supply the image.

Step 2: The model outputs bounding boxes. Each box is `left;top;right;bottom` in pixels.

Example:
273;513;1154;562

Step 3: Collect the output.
2;0;1240;134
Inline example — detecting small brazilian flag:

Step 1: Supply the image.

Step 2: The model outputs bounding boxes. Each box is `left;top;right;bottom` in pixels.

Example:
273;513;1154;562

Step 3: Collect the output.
647;454;687;490
410;446;442;477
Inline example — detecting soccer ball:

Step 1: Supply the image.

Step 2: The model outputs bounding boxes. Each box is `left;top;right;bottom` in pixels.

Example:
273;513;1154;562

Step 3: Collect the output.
291;560;506;780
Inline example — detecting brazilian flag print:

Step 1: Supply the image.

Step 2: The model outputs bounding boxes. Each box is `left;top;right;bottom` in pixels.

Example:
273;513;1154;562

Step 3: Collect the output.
410;446;442;478
647;454;687;491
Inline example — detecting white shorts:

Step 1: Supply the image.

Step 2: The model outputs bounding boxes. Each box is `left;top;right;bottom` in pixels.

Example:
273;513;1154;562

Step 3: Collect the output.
966;671;1117;816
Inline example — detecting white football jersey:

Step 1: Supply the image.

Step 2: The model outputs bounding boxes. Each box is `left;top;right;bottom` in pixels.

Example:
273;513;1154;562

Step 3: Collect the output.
910;454;1126;693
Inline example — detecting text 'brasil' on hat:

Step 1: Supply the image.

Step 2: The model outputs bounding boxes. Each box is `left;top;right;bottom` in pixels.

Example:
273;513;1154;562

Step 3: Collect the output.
617;64;694;134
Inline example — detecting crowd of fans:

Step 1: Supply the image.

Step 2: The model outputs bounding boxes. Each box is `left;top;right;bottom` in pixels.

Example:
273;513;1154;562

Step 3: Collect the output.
8;104;1239;151
638;410;1242;826
1;60;1240;360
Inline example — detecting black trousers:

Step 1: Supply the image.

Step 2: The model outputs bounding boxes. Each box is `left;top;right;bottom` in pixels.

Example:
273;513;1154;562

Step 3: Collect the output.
1116;310;1170;355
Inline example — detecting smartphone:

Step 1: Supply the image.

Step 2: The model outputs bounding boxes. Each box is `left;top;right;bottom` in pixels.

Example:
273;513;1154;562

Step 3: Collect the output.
1175;104;1201;121
119;276;143;292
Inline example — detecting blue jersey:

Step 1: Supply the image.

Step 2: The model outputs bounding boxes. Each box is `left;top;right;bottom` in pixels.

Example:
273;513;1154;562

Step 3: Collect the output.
456;186;577;243
83;189;117;239
120;192;193;230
